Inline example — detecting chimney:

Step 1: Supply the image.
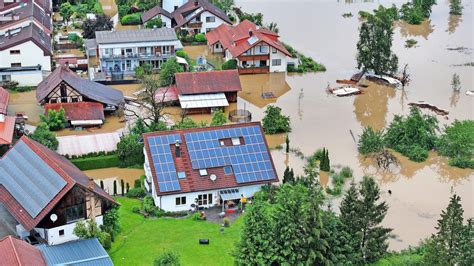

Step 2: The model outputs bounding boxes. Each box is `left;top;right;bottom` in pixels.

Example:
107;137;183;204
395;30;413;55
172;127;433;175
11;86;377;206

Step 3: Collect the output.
175;140;181;158
248;29;253;36
194;0;199;6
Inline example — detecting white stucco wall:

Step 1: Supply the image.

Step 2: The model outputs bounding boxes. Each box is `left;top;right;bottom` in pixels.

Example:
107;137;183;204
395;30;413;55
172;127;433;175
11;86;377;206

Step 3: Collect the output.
7;70;45;86
35;216;104;246
269;50;288;72
162;0;186;13
199;11;229;33
0;41;51;71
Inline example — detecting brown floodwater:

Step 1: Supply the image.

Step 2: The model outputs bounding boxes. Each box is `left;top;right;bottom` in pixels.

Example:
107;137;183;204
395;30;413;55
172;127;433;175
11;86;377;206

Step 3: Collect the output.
85;167;145;194
235;0;473;251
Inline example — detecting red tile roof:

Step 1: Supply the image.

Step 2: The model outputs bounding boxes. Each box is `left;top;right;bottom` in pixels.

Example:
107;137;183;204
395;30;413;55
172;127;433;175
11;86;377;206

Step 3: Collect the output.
0;86;9;115
143;122;278;196
0;116;15;145
44;102;105;122
0;137;117;231
0;236;46;266
174;70;242;95
154;85;179;102
206;19;291;58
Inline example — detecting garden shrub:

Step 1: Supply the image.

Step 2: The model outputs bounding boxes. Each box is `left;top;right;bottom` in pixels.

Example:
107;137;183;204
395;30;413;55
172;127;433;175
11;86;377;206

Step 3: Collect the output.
0;81;19;91
117;134;144;167
223;217;230;227
449;157;474;169
146;17;162;28
154;251;181;266
340;166;353;178
358;127;384;155
126;187;146;198
194;33;206;43
143;195;164;217
221;59;237;70
131;206;140;213
121;13;142;25
134;179;142;188
71;155;119;170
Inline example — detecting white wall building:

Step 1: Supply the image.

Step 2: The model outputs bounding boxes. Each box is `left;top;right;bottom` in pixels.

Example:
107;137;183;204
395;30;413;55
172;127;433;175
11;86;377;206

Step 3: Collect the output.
0;24;52;86
161;0;186;13
143;122;279;212
88;28;183;80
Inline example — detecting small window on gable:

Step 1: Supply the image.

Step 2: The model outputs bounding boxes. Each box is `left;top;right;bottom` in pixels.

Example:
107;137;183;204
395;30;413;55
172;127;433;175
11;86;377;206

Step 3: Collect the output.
199;169;208;176
224;166;233;175
71;97;79;102
59;229;65;236
272;47;277;53
231;137;241;146
177;172;186;179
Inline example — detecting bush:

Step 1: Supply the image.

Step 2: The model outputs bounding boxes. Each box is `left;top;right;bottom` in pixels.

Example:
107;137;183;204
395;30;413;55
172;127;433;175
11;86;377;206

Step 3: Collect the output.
449;157;474;169
436;120;473;164
143;195;164;217
223;217;230;227
117;134;144;167
30;123;58;150
164;211;189;218
404;145;429;162
262;105;291;134
0;80;19;91
221;59;237;70
192;212;202;221
358;127;385;155
194;33;206;43
131;206;140;213
154;251;181;266
340;166;353;178
126;187;146;198
71;155;119;170
134;179;142;188
40;108;67;131
146;17;163;29
121;13;142;25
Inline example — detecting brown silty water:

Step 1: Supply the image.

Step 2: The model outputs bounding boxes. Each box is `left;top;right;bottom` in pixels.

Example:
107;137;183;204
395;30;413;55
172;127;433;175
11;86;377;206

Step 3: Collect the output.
231;0;473;251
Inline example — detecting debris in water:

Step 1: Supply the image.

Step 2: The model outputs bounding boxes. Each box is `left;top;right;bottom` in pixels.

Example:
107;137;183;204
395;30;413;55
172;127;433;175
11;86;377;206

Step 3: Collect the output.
466;91;474;96
408;101;449;116
328;85;362;97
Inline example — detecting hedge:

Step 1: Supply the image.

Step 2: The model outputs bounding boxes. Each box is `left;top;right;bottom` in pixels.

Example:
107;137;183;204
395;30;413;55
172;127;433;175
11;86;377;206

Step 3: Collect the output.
71;154;119;170
120;13;142;25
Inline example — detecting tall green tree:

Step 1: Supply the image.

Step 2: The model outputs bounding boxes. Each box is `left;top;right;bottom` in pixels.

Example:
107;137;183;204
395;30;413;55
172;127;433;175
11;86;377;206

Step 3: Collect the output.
282;166;295;184
82;14;113;39
425;194;472;265
59;2;74;24
340;177;391;264
117;134;144;167
234;199;276;265
30;123;59;150
304;185;329;264
356;6;398;74
262;105;291;134
449;0;463;15
210;109;227;126
159;57;184;87
321;208;356;264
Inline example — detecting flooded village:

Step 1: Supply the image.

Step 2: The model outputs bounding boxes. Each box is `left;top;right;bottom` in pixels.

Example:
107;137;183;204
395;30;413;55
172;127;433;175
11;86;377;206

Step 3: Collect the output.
0;0;472;264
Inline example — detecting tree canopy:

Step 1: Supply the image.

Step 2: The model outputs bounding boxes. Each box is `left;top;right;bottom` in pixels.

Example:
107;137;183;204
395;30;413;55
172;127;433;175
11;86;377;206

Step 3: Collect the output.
262;105;291;134
30;123;59;150
82;14;114;39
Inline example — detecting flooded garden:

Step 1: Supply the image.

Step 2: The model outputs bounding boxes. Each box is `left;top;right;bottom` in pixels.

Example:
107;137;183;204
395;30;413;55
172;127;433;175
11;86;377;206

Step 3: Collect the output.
233;0;473;250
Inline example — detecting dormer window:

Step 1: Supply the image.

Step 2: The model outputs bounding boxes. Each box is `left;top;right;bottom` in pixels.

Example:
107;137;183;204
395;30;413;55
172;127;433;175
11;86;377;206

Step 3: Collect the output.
199;169;208;176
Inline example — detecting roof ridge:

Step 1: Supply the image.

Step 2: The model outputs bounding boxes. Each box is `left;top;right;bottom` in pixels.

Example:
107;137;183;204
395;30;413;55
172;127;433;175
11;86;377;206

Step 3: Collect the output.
8;236;22;265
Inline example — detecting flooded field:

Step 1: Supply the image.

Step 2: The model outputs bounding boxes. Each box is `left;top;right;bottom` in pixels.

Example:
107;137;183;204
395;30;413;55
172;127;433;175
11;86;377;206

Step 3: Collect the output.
235;0;473;250
85;167;145;194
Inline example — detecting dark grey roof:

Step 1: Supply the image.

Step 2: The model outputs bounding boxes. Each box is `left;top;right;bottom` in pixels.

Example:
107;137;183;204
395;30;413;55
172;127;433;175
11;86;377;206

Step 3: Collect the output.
141;5;172;23
0;0;51;30
0;23;52;55
85;38;97;50
0;140;67;218
36;65;124;106
37;238;113;266
95;28;178;44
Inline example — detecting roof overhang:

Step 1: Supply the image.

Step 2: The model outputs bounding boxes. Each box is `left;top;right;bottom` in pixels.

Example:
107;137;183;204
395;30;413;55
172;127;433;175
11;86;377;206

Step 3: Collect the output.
178;93;229;109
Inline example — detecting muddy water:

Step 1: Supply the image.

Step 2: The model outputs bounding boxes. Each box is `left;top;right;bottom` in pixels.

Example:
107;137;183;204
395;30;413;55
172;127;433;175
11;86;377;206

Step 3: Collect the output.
183;45;226;69
85;167;145;194
235;0;473;250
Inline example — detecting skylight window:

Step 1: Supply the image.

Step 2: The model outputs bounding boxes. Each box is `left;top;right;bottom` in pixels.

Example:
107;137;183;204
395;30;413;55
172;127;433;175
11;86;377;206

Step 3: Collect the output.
224;166;233;175
248;35;258;45
177;172;186;179
231;137;241;146
199;169;208;176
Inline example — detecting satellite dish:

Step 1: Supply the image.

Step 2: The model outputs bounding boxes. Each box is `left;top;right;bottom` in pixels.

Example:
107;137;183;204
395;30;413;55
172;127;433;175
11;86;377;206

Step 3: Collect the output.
50;214;58;223
209;174;217;182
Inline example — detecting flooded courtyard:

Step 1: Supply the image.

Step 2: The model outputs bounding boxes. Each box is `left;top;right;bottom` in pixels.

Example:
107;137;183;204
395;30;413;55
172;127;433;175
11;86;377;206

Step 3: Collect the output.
233;0;473;250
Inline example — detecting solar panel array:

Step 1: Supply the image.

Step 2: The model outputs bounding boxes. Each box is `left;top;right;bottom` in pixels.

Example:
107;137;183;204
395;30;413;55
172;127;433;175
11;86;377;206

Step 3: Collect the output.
184;125;275;184
0;141;67;218
147;134;182;192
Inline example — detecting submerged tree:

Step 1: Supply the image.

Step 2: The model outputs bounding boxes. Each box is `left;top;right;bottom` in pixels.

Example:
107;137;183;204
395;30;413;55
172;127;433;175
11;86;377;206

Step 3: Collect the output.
451;73;461;92
449;0;463;15
356;6;398;74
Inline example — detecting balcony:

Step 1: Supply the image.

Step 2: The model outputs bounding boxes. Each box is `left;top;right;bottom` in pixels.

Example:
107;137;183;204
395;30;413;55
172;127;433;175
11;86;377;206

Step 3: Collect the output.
238;54;270;61
187;21;203;28
101;52;173;60
238;66;270;74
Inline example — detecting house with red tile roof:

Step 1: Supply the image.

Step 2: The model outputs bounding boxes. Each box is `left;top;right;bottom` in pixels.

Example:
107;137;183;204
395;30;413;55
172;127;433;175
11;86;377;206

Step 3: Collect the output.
142;0;232;34
0;235;46;265
143;122;278;212
44;102;105;127
0;136;117;245
156;70;241;114
206;20;295;74
0;87;15;145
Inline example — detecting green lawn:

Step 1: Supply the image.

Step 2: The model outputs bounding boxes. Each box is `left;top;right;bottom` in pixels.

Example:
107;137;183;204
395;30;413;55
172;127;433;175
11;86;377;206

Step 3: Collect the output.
109;198;242;266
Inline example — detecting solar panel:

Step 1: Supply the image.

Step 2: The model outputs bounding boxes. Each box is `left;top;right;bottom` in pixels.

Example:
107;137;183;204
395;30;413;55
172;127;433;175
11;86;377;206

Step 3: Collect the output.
147;134;182;192
184;125;276;184
0;141;67;218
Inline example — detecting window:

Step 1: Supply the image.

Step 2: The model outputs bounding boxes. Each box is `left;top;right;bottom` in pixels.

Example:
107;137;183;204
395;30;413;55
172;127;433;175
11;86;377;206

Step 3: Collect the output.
50;98;57;104
59;229;65;236
206;16;215;23
163;22;167;27
272;59;282;66
224;166;233;175
176;196;186;205
258;45;268;54
1;75;11;81
65;204;84;223
71;97;78;102
199;169;208;176
272;47;277;54
177;172;186;179
11;63;21;67
10;50;20;54
231;137;241;146
197;193;213;205
162;46;170;55
174;5;178;10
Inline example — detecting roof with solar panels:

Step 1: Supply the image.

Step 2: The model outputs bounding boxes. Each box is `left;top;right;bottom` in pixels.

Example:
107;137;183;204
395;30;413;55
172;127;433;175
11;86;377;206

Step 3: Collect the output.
143;122;279;195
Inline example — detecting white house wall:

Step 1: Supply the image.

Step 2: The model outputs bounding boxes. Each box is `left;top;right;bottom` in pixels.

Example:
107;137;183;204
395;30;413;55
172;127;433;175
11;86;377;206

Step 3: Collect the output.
5;70;45;86
162;0;186;13
35;216;103;246
199;11;228;33
0;41;51;70
269;50;288;72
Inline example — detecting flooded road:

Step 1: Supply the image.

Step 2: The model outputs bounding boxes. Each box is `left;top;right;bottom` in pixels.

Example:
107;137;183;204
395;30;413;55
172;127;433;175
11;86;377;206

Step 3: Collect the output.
235;0;473;250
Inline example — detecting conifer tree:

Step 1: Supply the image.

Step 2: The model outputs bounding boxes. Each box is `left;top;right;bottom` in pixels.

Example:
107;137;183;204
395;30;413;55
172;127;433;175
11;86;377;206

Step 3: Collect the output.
100;180;104;189
304;185;329;264
234;200;276;265
120;179;125;196
425;194;471;265
113;180;117;196
339;182;363;264
449;0;463;15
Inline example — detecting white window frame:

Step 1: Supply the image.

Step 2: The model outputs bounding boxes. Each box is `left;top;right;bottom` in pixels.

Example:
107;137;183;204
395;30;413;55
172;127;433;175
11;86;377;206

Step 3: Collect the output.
199;169;208;176
231;137;241;146
206;16;215;23
272;59;282;66
176;196;186;205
